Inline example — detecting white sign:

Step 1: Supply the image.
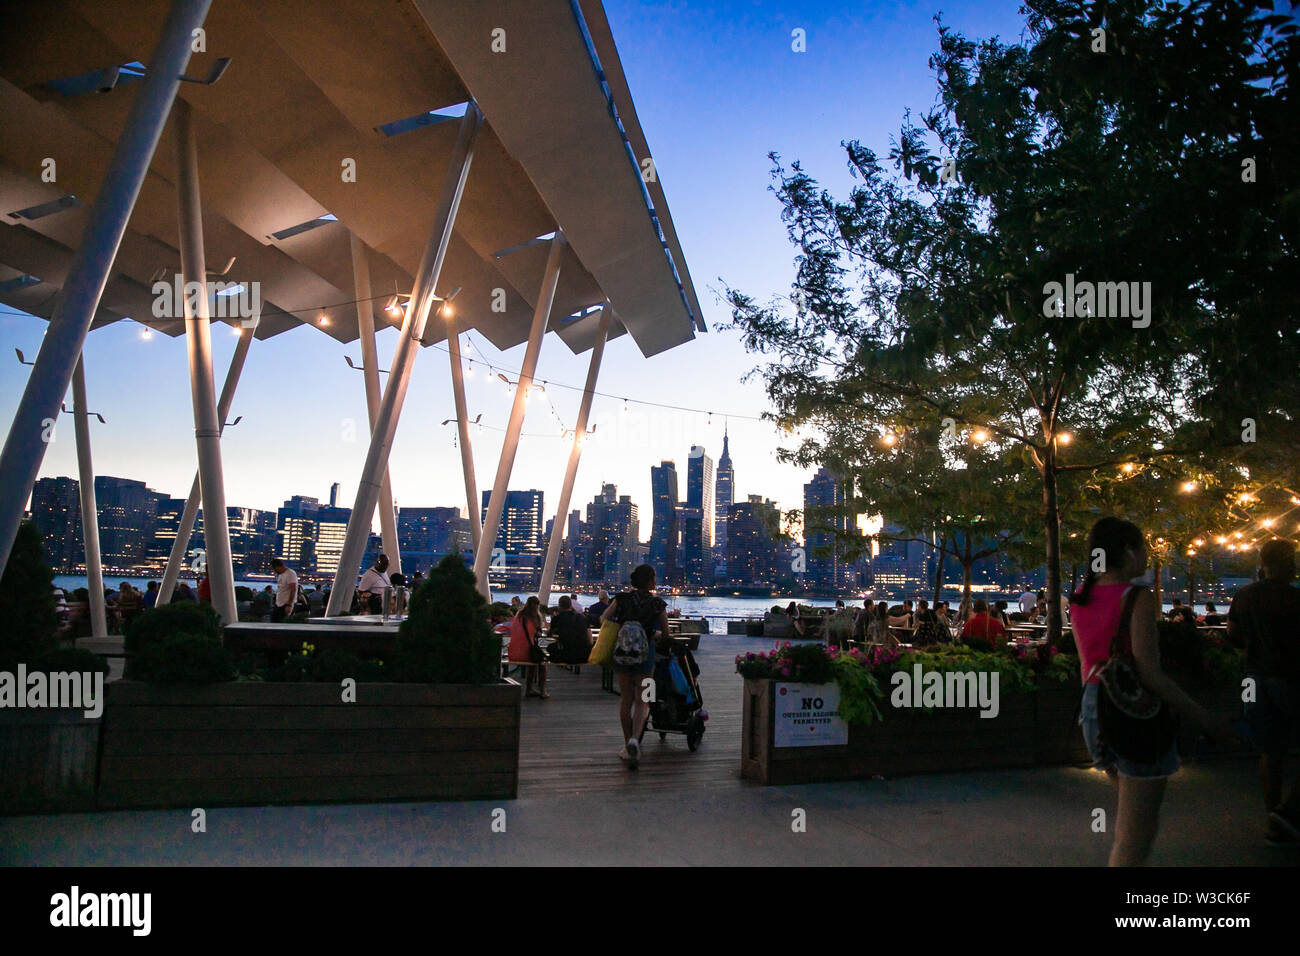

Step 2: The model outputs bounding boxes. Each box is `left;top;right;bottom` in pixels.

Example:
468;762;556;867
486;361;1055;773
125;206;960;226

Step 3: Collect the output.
773;682;847;747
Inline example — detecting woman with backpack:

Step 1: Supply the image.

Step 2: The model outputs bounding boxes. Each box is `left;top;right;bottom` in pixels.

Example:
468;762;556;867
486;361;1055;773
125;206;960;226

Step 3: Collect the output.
601;564;671;769
1071;517;1235;865
508;596;548;699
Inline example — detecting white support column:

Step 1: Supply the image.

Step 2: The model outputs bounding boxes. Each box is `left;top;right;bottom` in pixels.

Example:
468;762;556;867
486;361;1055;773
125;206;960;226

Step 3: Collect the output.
71;356;107;639
446;317;481;553
0;0;211;578
472;233;566;599
349;233;402;574
174;99;237;625
326;103;482;617
157;326;252;605
537;305;609;605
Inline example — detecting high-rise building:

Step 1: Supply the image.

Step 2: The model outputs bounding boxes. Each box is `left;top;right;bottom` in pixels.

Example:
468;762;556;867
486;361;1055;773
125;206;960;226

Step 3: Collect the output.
683;446;714;586
713;426;734;575
481;489;544;557
727;495;780;585
312;506;351;576
581;483;639;585
397;506;473;572
277;496;321;570
649;460;679;584
94;476;158;569
803;467;854;593
147;496;188;566
29;477;82;571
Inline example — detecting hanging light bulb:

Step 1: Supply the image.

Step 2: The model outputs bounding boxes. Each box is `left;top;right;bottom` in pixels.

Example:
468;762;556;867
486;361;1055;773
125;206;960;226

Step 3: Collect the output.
140;327;153;341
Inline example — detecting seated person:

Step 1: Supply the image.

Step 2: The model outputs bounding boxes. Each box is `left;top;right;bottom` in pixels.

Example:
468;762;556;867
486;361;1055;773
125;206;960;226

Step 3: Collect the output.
961;599;1006;643
585;590;611;626
1200;602;1223;626
548;596;593;664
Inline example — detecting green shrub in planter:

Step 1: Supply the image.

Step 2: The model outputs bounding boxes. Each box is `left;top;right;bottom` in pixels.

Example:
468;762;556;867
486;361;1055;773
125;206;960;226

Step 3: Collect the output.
488;601;513;622
71;587;89;604
39;646;110;677
124;602;222;657
235;585;255;602
0;521;58;670
392;554;500;684
132;633;234;684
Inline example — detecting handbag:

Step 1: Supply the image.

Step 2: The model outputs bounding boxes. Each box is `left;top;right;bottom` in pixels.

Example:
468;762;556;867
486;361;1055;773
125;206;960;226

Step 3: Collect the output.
588;620;619;667
1089;585;1179;763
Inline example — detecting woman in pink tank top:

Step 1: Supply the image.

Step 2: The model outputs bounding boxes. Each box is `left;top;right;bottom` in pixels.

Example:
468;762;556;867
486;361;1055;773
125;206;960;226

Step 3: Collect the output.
1071;517;1235;865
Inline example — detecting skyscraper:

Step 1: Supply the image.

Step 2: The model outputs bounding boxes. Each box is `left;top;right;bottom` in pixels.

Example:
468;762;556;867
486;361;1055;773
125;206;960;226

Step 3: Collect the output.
714;426;733;577
277;496;321;570
649;460;679;584
480;490;544;557
581;483;639;585
727;495;780;585
29;476;82;571
398;506;473;571
94;476;158;569
683;445;714;586
803;467;854;593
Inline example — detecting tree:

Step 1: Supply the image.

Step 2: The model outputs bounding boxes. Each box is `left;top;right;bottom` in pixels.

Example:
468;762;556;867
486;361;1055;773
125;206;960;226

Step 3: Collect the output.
0;521;57;669
727;0;1299;642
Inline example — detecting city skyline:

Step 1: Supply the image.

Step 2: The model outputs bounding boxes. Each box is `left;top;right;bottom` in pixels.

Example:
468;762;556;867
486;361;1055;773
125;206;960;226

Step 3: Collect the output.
0;0;1029;544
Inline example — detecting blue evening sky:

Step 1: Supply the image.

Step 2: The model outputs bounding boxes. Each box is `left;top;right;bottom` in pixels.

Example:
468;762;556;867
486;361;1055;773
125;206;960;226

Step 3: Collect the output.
0;0;1029;539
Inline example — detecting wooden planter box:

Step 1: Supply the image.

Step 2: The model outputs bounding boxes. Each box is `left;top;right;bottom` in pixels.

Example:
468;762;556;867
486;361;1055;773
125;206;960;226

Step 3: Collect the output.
0;708;100;815
741;678;1037;785
96;680;521;809
1033;684;1091;765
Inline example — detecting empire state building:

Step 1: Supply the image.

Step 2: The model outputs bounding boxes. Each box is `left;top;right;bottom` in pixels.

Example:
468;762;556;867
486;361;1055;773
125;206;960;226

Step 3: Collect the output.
713;425;734;574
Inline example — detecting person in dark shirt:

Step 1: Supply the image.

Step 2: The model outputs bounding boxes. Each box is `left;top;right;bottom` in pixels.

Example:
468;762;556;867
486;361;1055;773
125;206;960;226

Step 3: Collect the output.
585;589;611;626
1228;540;1300;844
548;596;592;664
1200;602;1223;626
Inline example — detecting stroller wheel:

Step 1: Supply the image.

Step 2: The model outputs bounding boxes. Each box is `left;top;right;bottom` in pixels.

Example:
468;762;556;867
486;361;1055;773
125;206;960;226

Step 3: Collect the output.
686;717;705;752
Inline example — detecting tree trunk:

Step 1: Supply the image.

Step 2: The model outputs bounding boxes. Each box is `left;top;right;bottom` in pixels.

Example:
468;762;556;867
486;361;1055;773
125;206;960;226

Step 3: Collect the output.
1187;562;1195;608
1040;446;1063;644
960;534;973;619
1152;552;1163;621
932;539;946;606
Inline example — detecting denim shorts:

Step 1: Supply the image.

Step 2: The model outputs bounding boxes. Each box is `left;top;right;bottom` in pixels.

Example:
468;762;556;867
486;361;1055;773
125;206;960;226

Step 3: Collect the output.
1244;676;1300;753
1079;682;1180;779
612;640;655;676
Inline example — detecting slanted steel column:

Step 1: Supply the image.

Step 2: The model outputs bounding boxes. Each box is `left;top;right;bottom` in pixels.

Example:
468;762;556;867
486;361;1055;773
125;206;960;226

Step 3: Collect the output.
71;356;107;639
446;317;481;553
326;103;482;617
537;305;609;605
174;99;237;625
473;233;566;599
349;233;402;573
0;0;211;578
157;326;252;605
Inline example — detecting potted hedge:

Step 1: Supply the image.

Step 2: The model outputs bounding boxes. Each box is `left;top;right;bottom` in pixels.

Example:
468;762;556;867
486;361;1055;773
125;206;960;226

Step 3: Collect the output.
97;554;521;809
0;522;107;813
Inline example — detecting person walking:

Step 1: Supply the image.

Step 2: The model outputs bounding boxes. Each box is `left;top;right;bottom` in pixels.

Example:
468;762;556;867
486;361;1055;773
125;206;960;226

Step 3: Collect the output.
1070;517;1235;866
508;596;547;698
1228;540;1300;844
601;564;670;769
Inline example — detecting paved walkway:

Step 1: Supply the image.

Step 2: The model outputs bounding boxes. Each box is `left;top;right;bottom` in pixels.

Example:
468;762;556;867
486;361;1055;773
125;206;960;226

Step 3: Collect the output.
3;635;1294;866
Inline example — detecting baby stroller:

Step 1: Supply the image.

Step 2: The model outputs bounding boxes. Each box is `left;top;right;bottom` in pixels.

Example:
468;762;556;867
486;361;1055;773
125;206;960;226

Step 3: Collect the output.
642;638;708;751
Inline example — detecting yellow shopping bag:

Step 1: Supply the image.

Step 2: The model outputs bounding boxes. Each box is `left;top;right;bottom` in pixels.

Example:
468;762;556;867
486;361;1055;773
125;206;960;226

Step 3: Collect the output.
588;619;619;667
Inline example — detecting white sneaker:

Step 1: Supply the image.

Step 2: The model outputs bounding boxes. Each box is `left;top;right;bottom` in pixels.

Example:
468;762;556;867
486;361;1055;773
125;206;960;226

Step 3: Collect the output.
626;737;640;769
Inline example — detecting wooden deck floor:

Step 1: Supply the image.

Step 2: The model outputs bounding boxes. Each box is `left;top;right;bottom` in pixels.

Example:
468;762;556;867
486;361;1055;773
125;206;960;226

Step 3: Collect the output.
515;637;753;796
